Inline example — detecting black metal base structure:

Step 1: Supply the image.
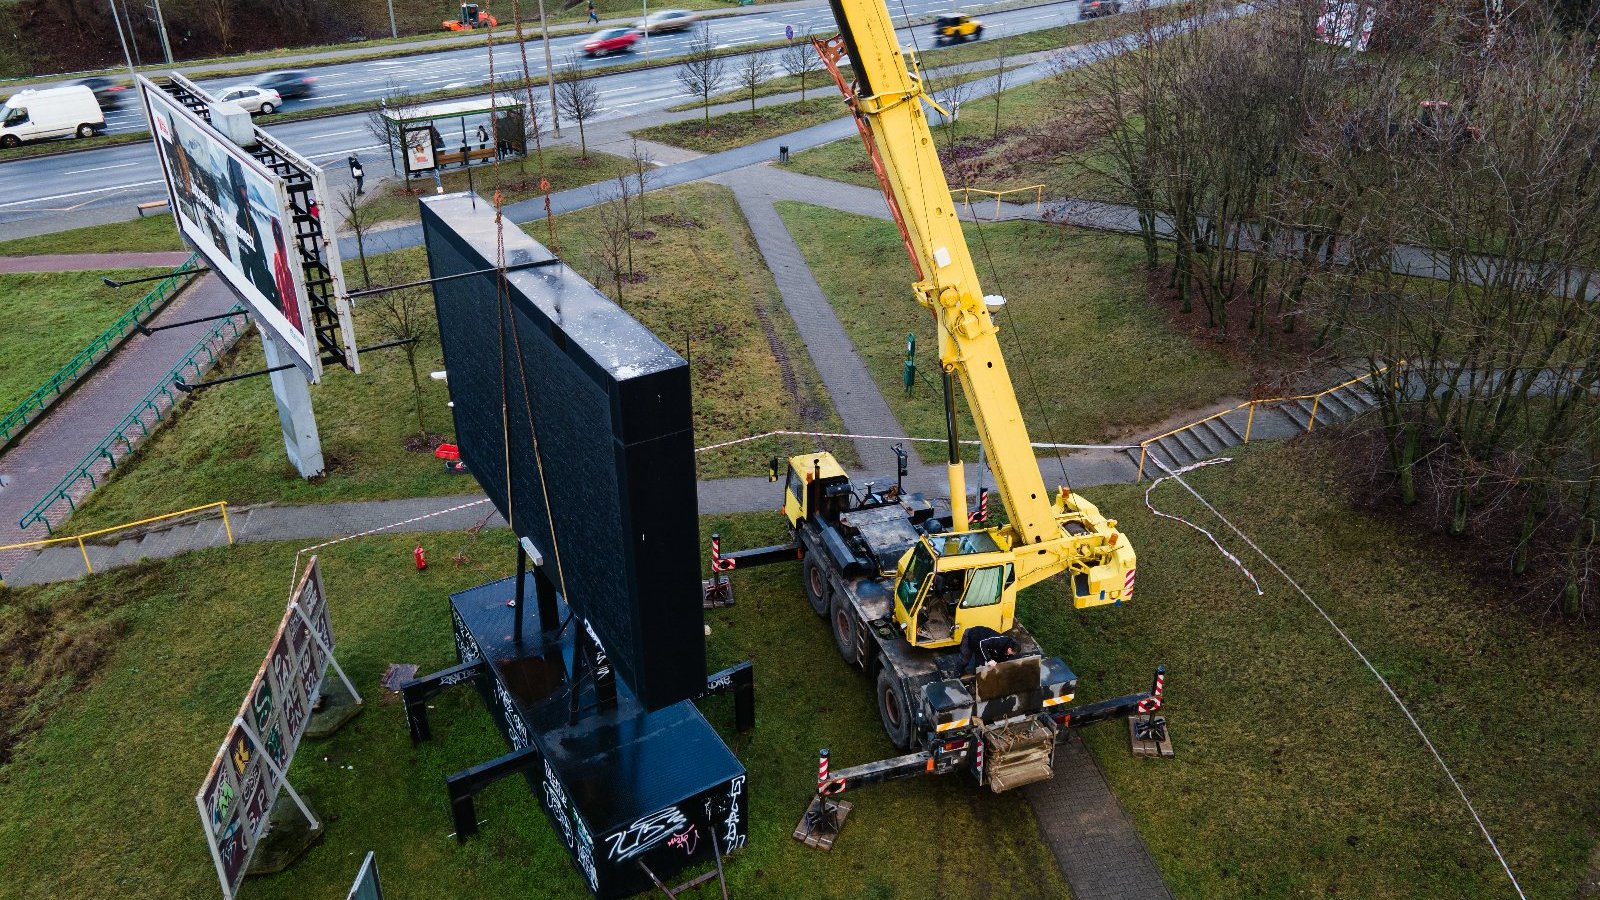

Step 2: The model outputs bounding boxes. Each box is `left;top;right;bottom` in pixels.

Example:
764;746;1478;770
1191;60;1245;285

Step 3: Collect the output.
403;575;754;899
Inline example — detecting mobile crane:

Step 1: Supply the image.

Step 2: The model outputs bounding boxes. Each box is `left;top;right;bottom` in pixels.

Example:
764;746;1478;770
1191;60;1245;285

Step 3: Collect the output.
708;0;1169;844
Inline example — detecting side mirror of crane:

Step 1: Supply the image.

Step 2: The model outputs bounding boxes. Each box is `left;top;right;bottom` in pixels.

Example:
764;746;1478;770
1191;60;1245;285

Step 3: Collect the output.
767;456;780;482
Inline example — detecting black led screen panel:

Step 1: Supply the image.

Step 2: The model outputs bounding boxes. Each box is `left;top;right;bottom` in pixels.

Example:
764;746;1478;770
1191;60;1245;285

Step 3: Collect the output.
420;193;703;711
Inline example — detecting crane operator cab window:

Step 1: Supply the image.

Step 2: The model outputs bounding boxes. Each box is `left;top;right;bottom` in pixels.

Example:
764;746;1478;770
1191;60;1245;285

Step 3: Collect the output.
896;535;1014;646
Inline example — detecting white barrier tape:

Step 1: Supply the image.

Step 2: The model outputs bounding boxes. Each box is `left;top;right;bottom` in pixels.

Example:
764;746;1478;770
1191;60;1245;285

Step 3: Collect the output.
1144;457;1263;596
284;498;495;603
1150;456;1527;899
693;429;1137;454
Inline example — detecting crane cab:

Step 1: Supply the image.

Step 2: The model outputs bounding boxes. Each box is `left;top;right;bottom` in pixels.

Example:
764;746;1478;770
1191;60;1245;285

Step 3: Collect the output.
778;452;854;529
892;532;1016;649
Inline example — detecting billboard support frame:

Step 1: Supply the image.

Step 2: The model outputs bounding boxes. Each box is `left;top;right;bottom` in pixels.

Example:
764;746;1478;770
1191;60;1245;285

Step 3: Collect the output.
290;598;363;706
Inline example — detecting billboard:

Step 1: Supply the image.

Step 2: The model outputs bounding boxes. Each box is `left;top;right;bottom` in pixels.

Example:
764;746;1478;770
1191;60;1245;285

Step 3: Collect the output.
139;76;324;380
421;192;706;712
1316;1;1376;51
197;559;335;899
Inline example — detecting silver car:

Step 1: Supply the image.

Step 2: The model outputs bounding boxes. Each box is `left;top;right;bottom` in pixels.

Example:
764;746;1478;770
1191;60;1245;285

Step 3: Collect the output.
634;9;699;33
217;84;285;115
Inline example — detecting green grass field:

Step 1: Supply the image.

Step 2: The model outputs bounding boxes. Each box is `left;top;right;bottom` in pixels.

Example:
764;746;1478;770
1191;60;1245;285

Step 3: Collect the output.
0;269;166;414
0;525;1067;899
634;97;847;154
63;183;846;530
784;69;1119;203
538;182;854;475
0;215;186;256
5;441;1597;897
775;202;1244;461
1029;440;1600;897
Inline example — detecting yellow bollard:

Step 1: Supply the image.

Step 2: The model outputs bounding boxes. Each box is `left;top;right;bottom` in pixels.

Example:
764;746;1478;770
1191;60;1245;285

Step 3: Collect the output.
220;502;235;545
1137;444;1148;481
1244;404;1256;442
1308;396;1321;432
78;537;93;575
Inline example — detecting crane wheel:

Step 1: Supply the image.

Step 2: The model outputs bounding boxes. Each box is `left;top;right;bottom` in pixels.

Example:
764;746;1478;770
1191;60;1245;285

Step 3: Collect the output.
830;592;857;662
876;668;913;749
803;555;829;617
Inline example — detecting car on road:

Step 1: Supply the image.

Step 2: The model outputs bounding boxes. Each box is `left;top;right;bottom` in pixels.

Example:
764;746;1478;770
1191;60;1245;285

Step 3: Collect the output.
1078;0;1122;17
73;76;129;110
256;71;317;100
932;14;982;44
582;26;642;57
0;85;105;147
634;9;699;33
216;85;284;115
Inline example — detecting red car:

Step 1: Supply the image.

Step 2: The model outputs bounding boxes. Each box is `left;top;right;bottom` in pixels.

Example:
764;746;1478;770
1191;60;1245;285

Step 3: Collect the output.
582;27;641;57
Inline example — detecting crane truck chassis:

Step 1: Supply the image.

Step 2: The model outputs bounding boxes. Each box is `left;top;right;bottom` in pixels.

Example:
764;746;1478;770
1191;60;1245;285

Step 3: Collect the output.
710;452;1170;847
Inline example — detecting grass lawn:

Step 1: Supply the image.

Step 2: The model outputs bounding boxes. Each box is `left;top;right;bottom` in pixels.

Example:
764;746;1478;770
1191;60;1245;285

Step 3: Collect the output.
0;524;1067;899
0;214;186;256
775;202;1244;461
784;69;1120;203
63;183;844;530
537;182;854;476
633;98;846;154
1024;440;1600;897
0;269;166;414
350;147;636;229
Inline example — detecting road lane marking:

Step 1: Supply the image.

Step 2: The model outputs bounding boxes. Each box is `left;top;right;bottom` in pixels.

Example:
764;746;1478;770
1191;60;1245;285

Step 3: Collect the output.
62;161;141;174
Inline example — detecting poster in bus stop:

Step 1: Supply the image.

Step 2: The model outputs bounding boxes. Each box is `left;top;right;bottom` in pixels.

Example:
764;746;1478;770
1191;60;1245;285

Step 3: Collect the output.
196;559;335;899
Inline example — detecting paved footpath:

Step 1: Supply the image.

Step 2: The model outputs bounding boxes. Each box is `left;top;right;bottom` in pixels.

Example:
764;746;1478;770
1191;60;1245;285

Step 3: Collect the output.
0;273;239;573
0;252;194;273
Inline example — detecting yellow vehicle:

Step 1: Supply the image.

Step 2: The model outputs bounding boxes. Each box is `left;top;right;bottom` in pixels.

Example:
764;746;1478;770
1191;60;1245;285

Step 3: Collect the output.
713;0;1167;829
932;13;983;44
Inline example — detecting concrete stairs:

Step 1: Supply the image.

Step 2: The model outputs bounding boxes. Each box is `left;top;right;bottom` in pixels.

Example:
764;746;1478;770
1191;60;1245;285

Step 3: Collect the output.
2;508;243;587
1122;378;1379;478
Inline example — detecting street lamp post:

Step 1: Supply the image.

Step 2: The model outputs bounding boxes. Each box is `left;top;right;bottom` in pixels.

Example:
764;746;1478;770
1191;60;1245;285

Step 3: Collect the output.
386;0;398;39
147;0;174;63
536;0;560;136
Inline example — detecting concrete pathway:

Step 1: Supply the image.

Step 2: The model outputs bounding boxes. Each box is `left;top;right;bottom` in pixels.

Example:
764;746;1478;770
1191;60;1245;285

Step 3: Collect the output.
0;252;194;273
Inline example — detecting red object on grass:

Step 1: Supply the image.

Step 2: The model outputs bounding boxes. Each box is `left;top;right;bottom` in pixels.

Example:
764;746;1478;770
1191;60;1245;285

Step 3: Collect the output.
414;545;428;570
435;442;461;460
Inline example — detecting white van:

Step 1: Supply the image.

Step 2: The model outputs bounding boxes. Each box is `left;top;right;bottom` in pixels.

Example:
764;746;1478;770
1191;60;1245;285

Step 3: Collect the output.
0;85;106;148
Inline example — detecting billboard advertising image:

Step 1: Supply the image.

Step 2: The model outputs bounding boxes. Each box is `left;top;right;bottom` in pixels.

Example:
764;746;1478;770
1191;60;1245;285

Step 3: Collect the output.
139;77;322;380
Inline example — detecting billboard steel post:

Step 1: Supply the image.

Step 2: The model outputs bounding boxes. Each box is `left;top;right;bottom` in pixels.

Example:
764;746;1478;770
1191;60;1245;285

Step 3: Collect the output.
262;332;326;479
290;600;363;705
237;715;321;830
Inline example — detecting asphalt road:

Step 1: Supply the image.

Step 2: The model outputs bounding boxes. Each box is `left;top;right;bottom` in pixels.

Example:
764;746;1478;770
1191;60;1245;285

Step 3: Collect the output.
0;0;1127;230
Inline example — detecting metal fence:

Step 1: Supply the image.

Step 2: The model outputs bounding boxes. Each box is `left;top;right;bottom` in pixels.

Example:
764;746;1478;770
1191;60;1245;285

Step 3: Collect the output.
0;253;201;452
17;304;250;534
953;184;1045;220
0;501;234;583
1134;367;1394;481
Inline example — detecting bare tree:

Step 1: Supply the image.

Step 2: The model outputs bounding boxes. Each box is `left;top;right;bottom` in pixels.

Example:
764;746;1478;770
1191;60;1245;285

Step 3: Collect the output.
780;34;822;100
930;61;978;136
338;185;372;289
990;44;1009;141
556;52;602;159
203;0;234;52
365;84;421;176
595;185;632;301
676;27;728;123
630;138;653;220
735;51;773;111
370;255;433;443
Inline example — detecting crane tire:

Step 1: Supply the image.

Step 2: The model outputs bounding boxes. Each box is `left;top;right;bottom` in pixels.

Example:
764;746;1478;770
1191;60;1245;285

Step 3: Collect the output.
830;591;857;663
803;554;830;617
877;668;914;750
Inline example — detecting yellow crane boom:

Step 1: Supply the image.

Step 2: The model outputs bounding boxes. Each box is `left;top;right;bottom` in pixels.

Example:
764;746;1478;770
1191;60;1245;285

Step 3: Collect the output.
812;4;1136;603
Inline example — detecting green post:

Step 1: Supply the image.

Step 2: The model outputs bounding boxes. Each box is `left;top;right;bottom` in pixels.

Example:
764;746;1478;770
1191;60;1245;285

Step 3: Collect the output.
903;332;916;396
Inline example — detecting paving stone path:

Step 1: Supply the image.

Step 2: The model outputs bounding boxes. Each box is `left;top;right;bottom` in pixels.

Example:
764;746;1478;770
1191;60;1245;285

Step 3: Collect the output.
0;252;194;273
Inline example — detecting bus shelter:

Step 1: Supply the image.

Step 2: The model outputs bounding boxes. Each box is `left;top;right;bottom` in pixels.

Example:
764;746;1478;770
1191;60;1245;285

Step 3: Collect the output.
380;96;529;178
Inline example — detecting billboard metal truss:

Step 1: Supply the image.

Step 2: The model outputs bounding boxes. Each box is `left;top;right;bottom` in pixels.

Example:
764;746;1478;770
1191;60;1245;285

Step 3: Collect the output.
160;73;360;375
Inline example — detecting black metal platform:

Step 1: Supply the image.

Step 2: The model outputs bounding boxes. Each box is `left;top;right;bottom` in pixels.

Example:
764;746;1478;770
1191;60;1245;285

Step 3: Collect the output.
405;575;750;899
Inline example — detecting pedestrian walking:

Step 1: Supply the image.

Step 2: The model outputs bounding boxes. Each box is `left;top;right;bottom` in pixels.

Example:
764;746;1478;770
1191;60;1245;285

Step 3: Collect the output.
587;1;599;23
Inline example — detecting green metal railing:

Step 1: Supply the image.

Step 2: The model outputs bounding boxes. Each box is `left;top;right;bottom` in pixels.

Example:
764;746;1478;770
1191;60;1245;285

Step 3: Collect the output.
0;253;200;451
18;303;249;535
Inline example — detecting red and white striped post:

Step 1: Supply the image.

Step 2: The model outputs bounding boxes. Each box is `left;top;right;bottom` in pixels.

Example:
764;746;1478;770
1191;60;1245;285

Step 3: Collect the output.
817;748;830;792
967;487;989;524
1136;666;1166;714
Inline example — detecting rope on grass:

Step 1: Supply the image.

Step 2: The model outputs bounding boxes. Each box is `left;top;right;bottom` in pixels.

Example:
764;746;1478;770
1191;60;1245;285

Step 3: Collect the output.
1143;457;1262;596
1148;456;1528;900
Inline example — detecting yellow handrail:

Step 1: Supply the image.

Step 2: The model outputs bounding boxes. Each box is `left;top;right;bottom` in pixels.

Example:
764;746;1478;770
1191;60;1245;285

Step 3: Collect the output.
0;501;234;581
1136;366;1397;481
952;184;1046;219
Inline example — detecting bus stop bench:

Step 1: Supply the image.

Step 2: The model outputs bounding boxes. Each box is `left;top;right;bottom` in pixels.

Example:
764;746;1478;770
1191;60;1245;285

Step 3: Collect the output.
136;198;170;217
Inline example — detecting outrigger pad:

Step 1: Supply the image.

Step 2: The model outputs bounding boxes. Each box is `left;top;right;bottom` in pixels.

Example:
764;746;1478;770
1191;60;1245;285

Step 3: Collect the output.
793;795;853;851
702;578;735;609
1129;714;1175;758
